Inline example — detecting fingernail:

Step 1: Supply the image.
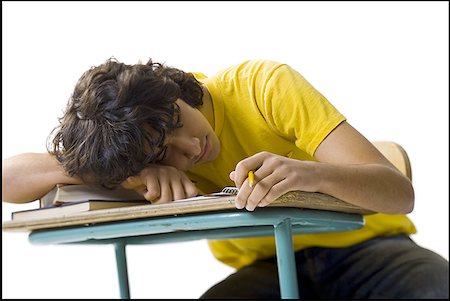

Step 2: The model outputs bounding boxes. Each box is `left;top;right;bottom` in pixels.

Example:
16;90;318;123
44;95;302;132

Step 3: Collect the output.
235;201;244;209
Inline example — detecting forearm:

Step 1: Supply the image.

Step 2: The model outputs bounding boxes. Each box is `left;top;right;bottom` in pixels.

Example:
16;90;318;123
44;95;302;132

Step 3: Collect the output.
2;152;83;203
315;162;414;214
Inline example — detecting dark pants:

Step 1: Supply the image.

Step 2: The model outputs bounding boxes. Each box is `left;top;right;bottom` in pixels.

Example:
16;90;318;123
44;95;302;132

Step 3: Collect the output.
200;234;449;299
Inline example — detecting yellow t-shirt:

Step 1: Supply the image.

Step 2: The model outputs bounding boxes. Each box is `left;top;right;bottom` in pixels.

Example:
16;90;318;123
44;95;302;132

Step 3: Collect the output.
188;60;416;270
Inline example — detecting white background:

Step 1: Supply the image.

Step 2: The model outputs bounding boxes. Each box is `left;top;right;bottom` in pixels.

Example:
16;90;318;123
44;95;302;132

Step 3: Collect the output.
2;1;448;299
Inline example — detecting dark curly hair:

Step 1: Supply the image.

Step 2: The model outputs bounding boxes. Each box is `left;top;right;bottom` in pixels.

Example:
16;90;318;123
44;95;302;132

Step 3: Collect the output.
48;58;203;189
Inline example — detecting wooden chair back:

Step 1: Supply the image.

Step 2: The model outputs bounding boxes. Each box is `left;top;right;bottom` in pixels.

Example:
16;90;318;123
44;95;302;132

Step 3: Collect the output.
372;141;412;181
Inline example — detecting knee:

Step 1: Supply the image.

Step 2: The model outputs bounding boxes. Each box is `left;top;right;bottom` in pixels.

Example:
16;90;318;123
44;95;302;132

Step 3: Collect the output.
416;266;448;298
402;259;449;298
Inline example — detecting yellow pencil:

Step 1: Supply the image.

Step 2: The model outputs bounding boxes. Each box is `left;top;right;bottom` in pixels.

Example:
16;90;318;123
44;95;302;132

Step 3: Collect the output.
248;170;254;188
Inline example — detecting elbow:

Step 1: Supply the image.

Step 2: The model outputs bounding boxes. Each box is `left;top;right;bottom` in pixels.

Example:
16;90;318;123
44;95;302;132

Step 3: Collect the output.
398;199;414;215
2;157;33;204
380;178;415;215
2;163;14;203
396;180;415;214
2;178;22;204
386;166;415;214
403;182;415;214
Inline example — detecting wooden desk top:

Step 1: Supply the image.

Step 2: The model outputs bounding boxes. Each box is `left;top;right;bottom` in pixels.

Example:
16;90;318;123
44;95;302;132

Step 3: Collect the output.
2;191;374;232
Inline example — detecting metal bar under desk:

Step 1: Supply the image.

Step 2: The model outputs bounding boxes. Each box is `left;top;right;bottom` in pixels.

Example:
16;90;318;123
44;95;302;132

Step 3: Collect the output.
28;208;364;299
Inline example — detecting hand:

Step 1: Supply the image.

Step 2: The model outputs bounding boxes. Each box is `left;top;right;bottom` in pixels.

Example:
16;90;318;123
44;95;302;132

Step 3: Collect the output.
230;151;317;211
121;164;198;204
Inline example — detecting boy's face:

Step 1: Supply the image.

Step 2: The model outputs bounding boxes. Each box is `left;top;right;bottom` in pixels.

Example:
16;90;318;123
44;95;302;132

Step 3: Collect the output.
159;99;220;171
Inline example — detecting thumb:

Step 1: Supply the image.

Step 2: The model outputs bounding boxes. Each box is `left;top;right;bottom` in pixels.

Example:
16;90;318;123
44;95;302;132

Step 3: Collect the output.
229;171;236;181
121;176;141;189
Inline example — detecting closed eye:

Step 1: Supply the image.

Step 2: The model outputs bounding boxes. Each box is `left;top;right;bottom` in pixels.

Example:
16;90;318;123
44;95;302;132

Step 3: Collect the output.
154;146;168;163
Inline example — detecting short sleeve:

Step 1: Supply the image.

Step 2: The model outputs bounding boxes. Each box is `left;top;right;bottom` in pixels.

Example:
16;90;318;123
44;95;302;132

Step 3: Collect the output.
256;63;346;156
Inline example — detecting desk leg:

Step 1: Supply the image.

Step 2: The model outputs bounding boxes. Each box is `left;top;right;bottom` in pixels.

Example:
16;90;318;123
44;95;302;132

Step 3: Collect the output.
114;241;130;299
274;219;299;299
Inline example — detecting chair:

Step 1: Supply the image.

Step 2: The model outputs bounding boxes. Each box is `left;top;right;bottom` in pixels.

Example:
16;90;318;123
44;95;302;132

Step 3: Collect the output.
373;141;412;180
6;141;412;299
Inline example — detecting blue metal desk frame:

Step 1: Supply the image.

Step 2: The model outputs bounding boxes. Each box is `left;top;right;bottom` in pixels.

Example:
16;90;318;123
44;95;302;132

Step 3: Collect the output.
28;207;364;299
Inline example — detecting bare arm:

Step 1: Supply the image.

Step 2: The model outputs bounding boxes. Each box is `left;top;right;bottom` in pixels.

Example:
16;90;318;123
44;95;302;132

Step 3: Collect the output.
312;122;414;214
2;152;83;203
232;121;414;214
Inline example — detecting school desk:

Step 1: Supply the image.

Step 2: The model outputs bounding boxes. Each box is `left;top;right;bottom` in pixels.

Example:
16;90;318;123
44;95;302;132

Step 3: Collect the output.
3;192;371;299
3;141;410;298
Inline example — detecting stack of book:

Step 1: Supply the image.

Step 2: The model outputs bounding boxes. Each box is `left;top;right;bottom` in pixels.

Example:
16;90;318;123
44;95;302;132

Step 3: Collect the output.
11;184;150;221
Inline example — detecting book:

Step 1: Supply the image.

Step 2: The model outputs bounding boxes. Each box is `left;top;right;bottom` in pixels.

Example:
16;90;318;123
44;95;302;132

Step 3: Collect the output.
11;184;149;221
11;199;151;221
39;184;148;208
174;186;239;202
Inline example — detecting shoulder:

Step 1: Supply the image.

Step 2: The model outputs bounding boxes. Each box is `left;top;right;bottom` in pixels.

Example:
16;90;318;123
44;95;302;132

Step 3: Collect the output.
212;59;293;84
190;71;208;81
230;59;287;74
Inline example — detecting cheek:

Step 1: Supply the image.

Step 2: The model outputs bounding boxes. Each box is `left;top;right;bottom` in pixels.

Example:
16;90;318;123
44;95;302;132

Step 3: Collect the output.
160;151;190;171
209;135;221;161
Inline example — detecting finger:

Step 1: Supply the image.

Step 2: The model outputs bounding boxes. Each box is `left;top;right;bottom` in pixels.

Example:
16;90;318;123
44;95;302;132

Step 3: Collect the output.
121;176;142;189
234;165;274;210
132;184;151;200
234;177;252;209
257;180;291;208
229;171;236;181
181;176;198;198
143;177;161;202
144;188;161;202
246;173;284;211
233;152;267;188
171;179;187;201
154;179;173;204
